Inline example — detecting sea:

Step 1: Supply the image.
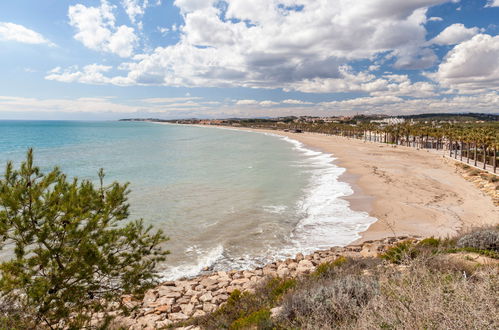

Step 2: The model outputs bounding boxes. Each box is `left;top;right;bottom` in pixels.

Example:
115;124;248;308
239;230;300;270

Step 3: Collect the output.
0;120;376;279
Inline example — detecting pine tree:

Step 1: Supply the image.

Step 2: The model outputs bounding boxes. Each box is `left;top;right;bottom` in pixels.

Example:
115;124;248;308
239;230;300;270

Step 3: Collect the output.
0;149;169;329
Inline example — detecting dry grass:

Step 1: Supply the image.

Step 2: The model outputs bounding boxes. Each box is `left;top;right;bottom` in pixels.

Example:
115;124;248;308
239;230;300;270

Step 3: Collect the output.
181;227;499;330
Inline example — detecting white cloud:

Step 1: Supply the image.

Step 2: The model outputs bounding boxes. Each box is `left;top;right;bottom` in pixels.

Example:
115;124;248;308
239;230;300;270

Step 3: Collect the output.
141;97;202;103
0;22;53;45
485;0;499;7
260;100;279;106
429;34;499;93
68;0;137;57
236;99;259;105
0;96;139;113
56;0;454;89
122;0;149;27
45;64;114;84
286;66;437;97
431;23;481;45
428;16;443;21
282;99;312;105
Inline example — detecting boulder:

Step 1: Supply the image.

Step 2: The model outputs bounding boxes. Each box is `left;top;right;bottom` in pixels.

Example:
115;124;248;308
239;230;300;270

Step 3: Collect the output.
296;260;315;274
168;312;189;321
192;310;206;317
180;303;195;316
199;292;213;302
203;302;217;313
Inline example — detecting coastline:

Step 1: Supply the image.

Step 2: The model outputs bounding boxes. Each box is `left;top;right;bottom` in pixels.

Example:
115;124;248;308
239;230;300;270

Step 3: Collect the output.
193;125;498;244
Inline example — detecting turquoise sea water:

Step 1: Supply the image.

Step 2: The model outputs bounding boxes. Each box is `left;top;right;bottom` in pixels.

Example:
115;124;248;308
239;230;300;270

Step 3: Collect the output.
0;121;376;279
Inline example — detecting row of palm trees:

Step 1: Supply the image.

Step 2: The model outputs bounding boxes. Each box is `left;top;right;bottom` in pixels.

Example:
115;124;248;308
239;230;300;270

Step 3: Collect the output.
240;121;499;173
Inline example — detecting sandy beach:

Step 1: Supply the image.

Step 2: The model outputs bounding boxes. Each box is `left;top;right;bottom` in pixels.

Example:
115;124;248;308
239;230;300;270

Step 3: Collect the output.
227;127;498;243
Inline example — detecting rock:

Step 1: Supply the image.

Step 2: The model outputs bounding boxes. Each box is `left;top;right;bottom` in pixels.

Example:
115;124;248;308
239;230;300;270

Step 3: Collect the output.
270;306;284;319
231;278;250;286
143;290;157;305
277;267;290;278
136;314;160;329
287;262;298;270
168;312;189;321
176;297;191;305
171;305;182;313
155;297;175;306
156;319;173;327
154;305;170;314
254;269;263;276
199;292;213;302
296;259;315;274
243;270;254;278
218;281;229;288
213;294;229;304
203;302;217;313
192;310;206;317
226;286;238;293
180;303;195;316
360;243;380;257
263;266;276;276
163;291;182;299
200;278;218;288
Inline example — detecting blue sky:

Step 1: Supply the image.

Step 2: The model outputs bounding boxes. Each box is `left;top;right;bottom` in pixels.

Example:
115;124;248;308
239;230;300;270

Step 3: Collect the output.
0;0;498;119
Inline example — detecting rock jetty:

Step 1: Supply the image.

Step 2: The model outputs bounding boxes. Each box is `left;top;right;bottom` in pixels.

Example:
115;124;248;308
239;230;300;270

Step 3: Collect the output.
116;236;417;329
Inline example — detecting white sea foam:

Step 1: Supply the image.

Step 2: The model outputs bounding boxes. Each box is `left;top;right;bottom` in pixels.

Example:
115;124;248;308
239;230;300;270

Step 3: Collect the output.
160;244;224;280
264;132;378;254
263;205;288;214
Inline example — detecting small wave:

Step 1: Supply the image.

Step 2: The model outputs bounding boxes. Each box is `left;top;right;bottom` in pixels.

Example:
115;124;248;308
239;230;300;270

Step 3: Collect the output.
160;245;224;281
263;205;288;214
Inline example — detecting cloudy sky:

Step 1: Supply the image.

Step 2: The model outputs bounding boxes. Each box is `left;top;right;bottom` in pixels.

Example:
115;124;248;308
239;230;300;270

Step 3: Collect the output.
0;0;498;119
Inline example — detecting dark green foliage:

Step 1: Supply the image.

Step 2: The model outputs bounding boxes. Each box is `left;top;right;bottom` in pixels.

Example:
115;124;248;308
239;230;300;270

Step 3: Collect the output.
457;228;499;251
380;240;418;264
0;150;169;329
230;308;272;329
313;256;348;278
186;277;296;329
417;237;441;248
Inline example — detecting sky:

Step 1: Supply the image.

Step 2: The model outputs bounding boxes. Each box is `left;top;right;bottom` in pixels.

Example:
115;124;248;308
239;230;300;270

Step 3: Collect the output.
0;0;498;120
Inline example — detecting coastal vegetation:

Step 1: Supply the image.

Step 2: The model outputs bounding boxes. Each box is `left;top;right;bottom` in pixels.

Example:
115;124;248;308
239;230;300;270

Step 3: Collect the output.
179;226;499;329
237;118;499;174
0;150;168;329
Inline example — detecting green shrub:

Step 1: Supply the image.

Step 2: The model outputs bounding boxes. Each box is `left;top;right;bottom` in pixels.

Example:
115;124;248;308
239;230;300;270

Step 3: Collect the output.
417;237;441;248
380;240;417;264
456;228;499;251
230;309;272;329
313;256;349;277
280;275;378;326
266;278;296;303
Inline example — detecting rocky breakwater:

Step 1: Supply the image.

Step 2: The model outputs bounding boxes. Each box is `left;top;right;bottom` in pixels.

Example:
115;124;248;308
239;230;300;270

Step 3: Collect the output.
117;236;415;329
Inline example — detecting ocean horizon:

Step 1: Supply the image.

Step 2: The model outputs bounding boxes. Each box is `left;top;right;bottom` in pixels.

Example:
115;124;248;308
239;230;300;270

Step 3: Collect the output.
0;120;376;280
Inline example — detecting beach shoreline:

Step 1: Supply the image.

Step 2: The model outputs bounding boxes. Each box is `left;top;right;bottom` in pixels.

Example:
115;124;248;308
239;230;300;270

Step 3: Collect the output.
190;124;498;244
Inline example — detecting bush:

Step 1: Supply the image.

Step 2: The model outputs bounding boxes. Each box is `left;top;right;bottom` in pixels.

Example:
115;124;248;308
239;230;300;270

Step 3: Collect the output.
230;308;272;329
354;263;499;329
380;240;418;264
313;256;348;277
280;275;378;327
457;228;499;251
0;150;168;329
